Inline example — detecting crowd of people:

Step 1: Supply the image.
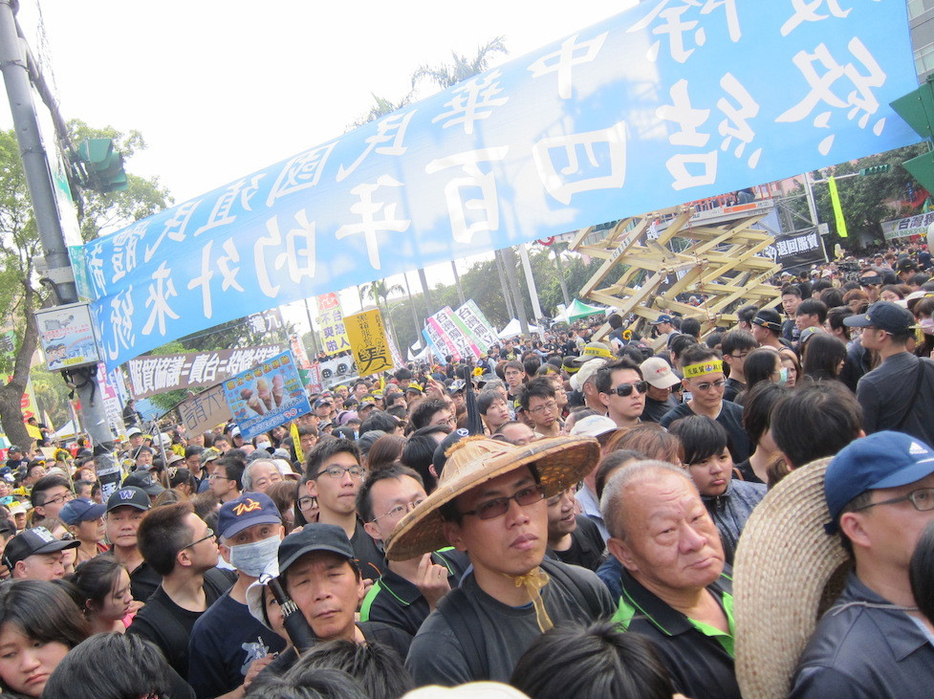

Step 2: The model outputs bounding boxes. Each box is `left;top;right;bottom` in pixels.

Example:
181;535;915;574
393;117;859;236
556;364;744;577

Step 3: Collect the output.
0;242;932;698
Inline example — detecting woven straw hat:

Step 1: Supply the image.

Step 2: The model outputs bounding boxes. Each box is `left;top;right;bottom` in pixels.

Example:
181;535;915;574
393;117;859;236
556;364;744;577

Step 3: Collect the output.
385;435;600;561
733;457;851;699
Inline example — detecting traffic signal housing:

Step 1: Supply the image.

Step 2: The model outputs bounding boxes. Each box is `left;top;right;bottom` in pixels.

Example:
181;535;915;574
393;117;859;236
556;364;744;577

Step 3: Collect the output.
75;138;128;193
859;164;890;176
890;77;934;193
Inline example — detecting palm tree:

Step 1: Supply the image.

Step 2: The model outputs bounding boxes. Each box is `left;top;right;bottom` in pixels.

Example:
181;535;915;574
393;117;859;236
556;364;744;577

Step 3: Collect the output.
362;279;404;347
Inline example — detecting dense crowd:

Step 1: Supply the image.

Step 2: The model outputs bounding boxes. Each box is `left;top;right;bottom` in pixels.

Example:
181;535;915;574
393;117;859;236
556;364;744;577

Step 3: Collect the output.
0;242;932;699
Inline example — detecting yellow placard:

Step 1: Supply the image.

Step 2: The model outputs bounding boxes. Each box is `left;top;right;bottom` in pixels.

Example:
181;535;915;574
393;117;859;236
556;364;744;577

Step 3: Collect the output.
828;176;848;238
343;309;394;378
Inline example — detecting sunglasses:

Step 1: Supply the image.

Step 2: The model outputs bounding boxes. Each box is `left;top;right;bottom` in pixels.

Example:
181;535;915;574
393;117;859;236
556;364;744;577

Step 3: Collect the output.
610;381;648;397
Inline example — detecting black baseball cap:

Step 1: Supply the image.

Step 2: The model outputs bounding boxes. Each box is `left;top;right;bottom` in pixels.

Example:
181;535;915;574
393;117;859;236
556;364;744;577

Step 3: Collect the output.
277;523;355;576
752;308;783;334
843;301;914;334
106;485;152;512
2;526;79;569
123;471;165;496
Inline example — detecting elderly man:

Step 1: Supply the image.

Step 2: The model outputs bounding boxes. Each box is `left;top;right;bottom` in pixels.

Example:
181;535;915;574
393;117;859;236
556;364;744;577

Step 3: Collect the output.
789;432;934;698
242;459;284;494
602;460;740;699
387;436;614;686
2;526;79;581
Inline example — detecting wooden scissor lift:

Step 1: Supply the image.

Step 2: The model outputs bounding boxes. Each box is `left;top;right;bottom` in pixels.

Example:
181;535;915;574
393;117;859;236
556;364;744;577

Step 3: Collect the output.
569;203;782;343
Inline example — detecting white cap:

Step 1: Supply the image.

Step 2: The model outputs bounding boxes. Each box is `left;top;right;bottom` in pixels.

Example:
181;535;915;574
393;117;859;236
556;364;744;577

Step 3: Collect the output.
570;358;607;391
570;414;617;438
640;357;681;389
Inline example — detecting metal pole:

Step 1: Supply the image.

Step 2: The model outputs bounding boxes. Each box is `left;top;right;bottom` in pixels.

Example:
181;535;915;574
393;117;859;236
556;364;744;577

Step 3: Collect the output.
517;242;543;323
0;0;112;448
804;172;819;227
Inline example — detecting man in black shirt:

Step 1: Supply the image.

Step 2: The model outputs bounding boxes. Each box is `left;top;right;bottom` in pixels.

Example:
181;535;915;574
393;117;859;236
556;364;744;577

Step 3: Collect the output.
544;487;604;571
105;485;162;602
128;501;233;680
639;357;680;423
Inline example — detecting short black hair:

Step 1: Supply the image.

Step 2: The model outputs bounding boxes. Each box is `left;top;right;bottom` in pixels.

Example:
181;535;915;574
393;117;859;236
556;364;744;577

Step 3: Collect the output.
306;439;361;479
668;415;729;465
741;382;789;444
770;382;862;468
680;344;720;369
214;456;245;490
409;398;449;431
518;377;556;412
911;519;934;624
477;390;506;415
359;411;398;435
796;298;828;324
136;502;196;576
356;464;423;523
594;358;643;395
31;475;72;507
782;284;802;299
720;329;757;357
680;317;701;339
283;640;412;699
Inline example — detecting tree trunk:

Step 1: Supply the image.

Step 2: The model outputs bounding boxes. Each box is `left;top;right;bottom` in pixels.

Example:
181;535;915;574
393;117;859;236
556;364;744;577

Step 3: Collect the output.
0;282;39;450
553;246;571;306
494;250;515;319
417;268;433;319
402;273;421;343
451;260;465;305
500;246;529;335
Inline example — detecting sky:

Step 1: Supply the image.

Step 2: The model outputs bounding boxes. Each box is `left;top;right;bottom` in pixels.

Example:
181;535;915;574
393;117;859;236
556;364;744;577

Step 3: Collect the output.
3;1;638;330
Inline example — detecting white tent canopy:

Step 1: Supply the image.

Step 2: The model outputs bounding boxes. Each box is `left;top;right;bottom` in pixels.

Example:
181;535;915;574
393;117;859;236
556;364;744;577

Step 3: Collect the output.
497;318;542;339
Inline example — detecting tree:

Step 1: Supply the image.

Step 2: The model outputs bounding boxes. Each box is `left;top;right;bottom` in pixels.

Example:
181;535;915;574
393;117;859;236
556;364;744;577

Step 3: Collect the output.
411;37;509;94
361;278;404;346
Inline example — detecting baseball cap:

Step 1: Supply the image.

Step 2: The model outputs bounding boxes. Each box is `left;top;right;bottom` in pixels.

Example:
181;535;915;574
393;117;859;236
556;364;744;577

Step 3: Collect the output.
405;383;424;394
650;314;674;326
2;526;79;569
752;308;783;334
640;357;680;389
126;427;142;438
201;447;221;465
570;358;607;391
277;523;355;576
7;501;26;516
106;485;152;512
570;343;613;365
59;497;107;525
7;446;22;455
569;415;617;438
122;471;165;497
843;301;915;334
217;492;282;540
314;398;333;409
824;431;934;533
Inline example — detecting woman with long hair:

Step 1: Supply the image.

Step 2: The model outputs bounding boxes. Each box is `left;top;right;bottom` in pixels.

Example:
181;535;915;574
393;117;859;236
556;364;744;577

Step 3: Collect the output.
802;333;848;383
0;580;88;697
69;556;134;635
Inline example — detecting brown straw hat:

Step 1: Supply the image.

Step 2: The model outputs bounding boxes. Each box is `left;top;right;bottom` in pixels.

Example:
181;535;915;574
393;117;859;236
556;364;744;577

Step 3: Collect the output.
385;435;600;561
733;457;851;699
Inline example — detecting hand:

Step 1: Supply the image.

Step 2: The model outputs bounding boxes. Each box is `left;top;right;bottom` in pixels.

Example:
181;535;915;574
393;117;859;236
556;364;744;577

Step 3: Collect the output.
362;578;374;598
425;378;444;400
415;553;451;610
244;654;276;689
128;600;145;614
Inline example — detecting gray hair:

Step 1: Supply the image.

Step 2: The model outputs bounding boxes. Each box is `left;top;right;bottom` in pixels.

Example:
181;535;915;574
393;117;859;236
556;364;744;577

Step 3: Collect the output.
600;460;696;540
483;378;507;393
242;459;277;490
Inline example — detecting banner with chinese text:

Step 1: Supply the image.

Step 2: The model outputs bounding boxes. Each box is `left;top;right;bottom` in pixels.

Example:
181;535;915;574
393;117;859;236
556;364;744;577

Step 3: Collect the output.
127;345;281;399
882;212;934;241
83;1;919;369
222;351;312;441
316;293;351;356
343;309;395;377
454;301;499;354
766;227;827;269
178;384;231;438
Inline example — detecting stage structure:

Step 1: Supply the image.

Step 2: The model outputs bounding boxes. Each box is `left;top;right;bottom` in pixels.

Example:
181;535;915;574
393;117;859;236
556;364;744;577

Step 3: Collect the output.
569;200;782;343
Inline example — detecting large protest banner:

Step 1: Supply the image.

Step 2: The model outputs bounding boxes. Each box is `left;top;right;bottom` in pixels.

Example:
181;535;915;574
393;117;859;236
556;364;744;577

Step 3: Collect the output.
454;301;498;354
83;2;919;369
882;212;934;241
127;345;281;399
343;309;394;377
770;227;827;269
222;351;312;440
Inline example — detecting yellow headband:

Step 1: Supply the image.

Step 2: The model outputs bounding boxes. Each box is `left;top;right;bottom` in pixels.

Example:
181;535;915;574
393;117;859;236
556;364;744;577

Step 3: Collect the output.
683;360;724;379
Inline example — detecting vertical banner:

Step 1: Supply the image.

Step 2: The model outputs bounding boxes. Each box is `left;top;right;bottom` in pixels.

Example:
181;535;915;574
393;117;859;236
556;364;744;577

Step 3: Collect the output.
306;363;323;394
828;176;848;238
454;301;498;353
316;293;351;356
96;364;125;436
223;351;312;440
289;334;313;370
343;309;394;377
424;314;460;360
438;307;481;360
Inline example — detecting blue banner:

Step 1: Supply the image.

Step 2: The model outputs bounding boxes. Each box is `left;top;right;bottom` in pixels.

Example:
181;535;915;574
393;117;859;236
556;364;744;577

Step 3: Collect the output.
84;0;919;369
221;350;311;441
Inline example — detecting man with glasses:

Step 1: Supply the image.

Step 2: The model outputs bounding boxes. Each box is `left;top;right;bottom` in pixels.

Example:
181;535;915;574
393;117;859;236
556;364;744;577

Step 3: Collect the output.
209;456;245;504
30;475;74;520
302;439;384;582
858;267;885;304
519;377;562;439
661;346;752;463
358;464;468;638
790;432;934;698
128;501;232;681
595;359;646;430
387;436;614;685
720;330;758;402
410;398;455;431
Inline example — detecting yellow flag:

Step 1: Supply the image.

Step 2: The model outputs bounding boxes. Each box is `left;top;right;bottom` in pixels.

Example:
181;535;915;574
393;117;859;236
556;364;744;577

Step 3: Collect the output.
291;422;304;464
828;176;848;238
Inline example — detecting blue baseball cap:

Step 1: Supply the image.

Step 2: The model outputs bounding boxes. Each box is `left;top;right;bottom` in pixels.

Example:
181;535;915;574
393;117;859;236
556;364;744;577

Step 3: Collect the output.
217;492;281;540
59;497;106;525
650;314;674;325
824;431;934;533
843;301;914;334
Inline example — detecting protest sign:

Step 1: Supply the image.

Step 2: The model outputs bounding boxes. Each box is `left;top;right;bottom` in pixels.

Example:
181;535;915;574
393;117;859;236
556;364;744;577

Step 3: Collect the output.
222;351;312;440
178;384;230;438
343;309;394;377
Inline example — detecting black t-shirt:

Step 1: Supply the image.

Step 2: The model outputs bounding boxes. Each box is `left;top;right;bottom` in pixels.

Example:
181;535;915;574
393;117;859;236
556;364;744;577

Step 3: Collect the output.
660;400;752;463
642;395;678;424
127;567;234;680
722;377;745;403
546;516;606;572
733;459;765;485
351;519;386;581
103;548;162;603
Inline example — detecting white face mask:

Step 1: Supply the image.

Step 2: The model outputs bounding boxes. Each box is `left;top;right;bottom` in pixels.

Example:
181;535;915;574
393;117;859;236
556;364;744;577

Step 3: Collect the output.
228;534;280;577
921;318;934;335
255;441;271;451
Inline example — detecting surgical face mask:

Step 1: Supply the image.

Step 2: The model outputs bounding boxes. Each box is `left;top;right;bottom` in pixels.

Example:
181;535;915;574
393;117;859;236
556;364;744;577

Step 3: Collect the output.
921;318;934;335
255;440;271;451
777;367;789;386
228;534;280;577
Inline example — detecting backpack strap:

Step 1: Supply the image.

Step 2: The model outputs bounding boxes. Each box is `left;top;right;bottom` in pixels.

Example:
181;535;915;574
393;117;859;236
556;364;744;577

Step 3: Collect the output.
539;558;603;619
896;358;934;430
435;588;488;681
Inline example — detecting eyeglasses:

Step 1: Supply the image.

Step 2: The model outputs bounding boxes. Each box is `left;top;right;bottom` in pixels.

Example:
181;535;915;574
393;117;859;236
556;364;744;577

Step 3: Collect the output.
181;528;215;551
297;495;318;511
728;353;749;360
373;498;425;523
461;484;546;520
610;381;648;397
693;379;726;392
58;532;76;541
852;487;934;513
528;400;557;415
316;465;366;480
42;491;75;507
208;473;230;481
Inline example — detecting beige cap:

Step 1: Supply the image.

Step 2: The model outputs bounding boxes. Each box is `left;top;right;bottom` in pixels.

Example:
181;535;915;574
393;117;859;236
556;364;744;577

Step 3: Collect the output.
570;358;607;391
640;357;681;389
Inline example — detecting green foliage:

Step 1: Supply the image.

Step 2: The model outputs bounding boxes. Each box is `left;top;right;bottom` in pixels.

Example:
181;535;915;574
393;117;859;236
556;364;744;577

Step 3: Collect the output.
412;37;508;90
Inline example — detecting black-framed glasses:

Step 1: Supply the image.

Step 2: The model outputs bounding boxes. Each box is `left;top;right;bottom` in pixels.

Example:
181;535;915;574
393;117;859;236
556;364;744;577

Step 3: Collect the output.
461;484;546;520
42;491;75;507
181;528;215;551
528;400;558;415
852;487;934;513
372;498;425;523
297;495;318;511
728;352;749;360
316;465;366;480
611;381;648;397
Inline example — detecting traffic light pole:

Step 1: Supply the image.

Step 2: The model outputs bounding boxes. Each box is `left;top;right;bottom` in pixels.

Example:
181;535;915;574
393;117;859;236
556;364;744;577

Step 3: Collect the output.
0;0;113;450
